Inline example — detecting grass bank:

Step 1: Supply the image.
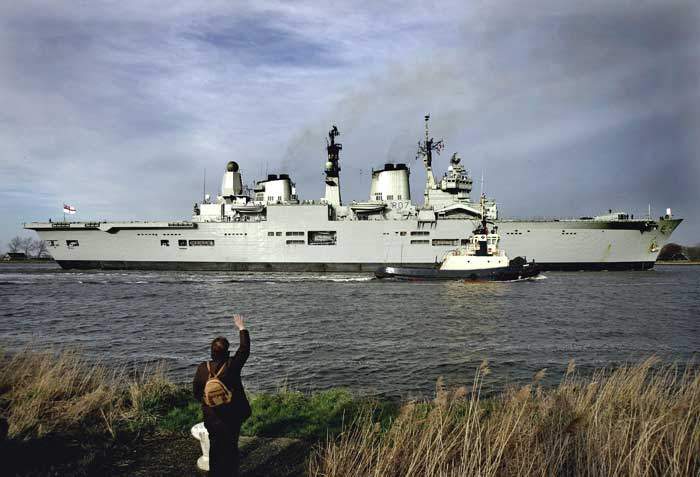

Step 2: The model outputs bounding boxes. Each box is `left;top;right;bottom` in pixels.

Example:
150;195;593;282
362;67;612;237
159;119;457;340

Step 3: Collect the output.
0;349;390;441
0;348;390;476
1;350;698;476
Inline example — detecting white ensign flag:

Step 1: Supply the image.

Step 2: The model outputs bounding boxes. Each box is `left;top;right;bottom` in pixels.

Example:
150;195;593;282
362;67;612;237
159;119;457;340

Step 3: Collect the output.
63;204;76;214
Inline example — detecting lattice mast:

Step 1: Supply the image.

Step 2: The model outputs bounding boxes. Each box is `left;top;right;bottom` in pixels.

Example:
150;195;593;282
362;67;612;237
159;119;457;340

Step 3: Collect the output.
416;114;444;206
323;125;342;207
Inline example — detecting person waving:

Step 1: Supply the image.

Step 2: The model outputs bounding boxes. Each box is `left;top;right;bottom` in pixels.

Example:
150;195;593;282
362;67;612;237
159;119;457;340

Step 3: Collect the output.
193;314;251;476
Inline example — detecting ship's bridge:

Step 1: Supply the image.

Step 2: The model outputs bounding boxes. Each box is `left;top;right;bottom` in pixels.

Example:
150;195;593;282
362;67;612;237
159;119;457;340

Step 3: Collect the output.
194;162;301;223
253;174;298;205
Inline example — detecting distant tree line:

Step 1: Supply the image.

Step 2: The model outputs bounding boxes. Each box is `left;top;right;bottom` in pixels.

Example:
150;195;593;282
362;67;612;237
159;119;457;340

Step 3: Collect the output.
658;243;700;261
4;236;49;259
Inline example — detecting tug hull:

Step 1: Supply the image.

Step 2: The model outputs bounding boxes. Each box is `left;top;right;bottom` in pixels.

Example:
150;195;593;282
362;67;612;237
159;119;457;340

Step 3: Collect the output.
374;262;540;281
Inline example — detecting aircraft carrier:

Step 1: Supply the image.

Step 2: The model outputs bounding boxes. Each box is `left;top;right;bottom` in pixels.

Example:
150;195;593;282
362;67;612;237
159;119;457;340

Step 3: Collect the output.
25;117;682;271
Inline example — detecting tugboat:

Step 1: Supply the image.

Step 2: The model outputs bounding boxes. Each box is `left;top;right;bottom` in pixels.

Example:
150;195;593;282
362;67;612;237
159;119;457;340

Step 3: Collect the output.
375;195;540;281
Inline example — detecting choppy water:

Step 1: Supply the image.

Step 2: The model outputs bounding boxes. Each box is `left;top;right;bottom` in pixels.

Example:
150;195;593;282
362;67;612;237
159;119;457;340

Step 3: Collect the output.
1;262;698;397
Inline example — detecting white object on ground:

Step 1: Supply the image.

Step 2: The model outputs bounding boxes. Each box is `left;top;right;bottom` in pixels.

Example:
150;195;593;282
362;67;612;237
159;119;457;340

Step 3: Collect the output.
191;422;210;471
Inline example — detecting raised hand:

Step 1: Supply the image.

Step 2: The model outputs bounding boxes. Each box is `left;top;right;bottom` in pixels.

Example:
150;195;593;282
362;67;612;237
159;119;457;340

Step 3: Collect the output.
233;314;246;331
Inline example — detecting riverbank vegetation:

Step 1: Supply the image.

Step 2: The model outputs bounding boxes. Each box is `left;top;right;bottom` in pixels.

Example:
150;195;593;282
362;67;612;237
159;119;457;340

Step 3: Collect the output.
2;236;49;260
658;242;700;261
0;349;383;443
1;349;698;476
0;348;381;475
310;358;700;476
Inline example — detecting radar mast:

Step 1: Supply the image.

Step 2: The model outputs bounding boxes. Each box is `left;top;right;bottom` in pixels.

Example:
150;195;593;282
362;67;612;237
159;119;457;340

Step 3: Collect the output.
416;115;444;206
323;124;342;208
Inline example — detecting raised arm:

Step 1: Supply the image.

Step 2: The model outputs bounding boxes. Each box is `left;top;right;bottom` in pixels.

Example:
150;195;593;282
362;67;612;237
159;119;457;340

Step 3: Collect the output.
232;314;250;369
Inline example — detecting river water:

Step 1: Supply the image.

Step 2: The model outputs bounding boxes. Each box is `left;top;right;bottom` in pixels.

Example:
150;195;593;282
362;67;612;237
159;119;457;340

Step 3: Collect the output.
1;262;698;397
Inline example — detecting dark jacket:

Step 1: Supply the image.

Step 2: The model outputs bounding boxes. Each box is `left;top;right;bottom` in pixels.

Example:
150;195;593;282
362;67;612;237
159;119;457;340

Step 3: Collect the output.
193;329;251;434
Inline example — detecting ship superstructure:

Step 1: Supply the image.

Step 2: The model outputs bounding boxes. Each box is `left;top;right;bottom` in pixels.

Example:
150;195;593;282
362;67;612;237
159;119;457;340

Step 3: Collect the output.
25;117;682;271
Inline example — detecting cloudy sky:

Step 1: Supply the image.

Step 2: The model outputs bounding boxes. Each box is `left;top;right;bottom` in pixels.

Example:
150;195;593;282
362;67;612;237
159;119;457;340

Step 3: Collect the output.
1;0;699;248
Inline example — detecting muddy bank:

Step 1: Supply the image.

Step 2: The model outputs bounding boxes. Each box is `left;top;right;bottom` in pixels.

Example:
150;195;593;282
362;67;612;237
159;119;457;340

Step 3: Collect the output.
2;431;311;476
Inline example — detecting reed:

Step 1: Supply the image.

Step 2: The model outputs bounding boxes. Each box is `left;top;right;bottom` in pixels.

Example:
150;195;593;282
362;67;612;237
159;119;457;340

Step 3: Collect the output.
0;347;372;443
309;358;700;477
0;348;178;439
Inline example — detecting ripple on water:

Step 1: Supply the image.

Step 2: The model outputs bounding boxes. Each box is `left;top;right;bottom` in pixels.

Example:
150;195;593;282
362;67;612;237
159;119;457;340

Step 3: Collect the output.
0;263;698;396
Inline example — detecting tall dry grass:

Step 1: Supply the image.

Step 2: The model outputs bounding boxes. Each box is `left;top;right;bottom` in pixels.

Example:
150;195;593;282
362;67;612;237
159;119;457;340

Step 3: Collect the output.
310;358;700;477
0;348;176;439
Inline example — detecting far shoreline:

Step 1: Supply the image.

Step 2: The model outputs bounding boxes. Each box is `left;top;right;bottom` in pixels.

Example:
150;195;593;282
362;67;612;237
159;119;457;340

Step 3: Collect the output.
656;260;700;265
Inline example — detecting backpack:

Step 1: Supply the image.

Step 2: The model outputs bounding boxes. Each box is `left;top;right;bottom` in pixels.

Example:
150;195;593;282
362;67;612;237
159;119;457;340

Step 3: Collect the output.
203;361;233;407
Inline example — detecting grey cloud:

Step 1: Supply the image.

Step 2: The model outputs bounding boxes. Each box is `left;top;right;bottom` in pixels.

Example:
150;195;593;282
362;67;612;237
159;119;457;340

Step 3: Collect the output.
0;0;698;249
278;1;700;240
187;15;341;68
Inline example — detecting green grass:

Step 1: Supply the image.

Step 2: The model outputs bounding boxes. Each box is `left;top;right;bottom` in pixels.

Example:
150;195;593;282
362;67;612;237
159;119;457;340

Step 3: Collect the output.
155;388;396;441
159;401;203;433
243;389;357;440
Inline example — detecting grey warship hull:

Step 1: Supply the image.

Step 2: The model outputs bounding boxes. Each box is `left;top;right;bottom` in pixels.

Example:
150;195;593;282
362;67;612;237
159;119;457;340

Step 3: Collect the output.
27;212;680;272
50;260;654;272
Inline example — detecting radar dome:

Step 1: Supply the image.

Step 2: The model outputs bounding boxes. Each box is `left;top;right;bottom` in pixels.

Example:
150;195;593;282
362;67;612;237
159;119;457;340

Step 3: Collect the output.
226;161;239;172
